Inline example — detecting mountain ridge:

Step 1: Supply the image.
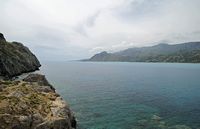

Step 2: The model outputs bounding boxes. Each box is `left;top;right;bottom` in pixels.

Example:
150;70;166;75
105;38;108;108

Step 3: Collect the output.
85;42;200;63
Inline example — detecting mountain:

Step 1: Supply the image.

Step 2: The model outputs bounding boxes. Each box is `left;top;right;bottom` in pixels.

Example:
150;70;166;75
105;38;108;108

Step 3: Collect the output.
0;33;41;78
85;42;200;63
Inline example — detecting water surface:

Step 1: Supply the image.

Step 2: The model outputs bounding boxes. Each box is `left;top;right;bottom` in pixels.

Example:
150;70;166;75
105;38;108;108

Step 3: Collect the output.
40;62;200;129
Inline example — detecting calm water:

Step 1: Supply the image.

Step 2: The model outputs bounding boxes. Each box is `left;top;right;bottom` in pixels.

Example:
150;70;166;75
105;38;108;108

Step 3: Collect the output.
40;62;200;129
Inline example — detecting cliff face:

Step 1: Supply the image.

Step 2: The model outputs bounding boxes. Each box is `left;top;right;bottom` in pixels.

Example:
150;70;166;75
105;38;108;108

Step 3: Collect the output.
0;33;76;129
0;74;76;129
0;33;41;78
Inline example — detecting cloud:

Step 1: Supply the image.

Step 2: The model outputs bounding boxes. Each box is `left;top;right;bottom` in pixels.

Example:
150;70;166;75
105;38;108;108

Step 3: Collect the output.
86;11;101;27
114;0;166;21
0;0;200;60
89;46;105;53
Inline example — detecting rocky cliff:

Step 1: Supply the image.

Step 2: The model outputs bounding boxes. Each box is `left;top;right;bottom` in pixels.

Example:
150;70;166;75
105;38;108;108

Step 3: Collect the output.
0;74;76;129
0;33;76;129
0;33;41;78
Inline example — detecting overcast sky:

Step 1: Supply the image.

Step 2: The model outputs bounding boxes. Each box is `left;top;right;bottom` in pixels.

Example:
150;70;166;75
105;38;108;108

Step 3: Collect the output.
1;0;200;60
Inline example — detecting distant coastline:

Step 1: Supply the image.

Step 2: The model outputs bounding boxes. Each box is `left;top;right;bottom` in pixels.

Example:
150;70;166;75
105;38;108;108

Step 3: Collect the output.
83;42;200;63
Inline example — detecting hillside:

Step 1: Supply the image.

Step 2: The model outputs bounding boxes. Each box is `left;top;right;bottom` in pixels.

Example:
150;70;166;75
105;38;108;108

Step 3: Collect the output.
86;42;200;63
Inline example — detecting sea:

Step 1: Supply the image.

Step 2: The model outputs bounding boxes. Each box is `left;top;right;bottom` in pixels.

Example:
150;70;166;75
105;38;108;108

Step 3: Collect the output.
39;61;200;129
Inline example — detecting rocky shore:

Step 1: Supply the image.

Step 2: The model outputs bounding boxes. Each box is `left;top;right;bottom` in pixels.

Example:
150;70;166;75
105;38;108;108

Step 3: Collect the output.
0;33;76;129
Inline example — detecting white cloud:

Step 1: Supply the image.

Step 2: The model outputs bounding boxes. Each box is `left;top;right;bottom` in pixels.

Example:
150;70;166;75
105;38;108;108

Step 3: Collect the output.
0;0;200;60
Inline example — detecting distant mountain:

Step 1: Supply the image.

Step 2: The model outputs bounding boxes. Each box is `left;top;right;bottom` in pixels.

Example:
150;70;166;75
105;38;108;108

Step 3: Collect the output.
85;42;200;63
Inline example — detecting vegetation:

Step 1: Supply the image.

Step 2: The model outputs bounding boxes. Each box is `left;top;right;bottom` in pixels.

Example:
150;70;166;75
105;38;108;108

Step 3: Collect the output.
0;81;54;116
87;42;200;63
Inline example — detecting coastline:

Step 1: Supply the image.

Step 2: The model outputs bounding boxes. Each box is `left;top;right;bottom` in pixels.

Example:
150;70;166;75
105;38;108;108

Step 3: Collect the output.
0;33;76;129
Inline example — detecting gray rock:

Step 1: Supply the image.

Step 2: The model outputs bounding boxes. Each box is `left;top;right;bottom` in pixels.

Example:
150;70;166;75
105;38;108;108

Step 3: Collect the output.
34;86;54;93
151;115;162;121
0;114;31;129
0;33;41;78
7;90;25;98
23;74;55;91
168;125;192;129
36;118;71;129
0;33;6;41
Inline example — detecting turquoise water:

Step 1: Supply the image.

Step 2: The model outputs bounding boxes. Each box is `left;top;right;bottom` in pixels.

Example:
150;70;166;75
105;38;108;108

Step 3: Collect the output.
40;62;200;129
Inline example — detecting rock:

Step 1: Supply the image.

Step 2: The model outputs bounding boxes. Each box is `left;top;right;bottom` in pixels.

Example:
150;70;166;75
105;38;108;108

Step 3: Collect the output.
7;90;25;98
151;115;162;121
50;97;72;118
137;119;148;126
0;33;41;78
36;118;71;129
71;116;77;129
168;125;192;129
0;79;76;129
17;115;32;128
0;33;6;41
0;33;76;129
23;74;55;91
34;86;55;93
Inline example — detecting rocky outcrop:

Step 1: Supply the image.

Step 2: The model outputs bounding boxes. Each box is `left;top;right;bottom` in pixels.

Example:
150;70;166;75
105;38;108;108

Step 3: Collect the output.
0;33;76;129
0;33;41;78
0;74;76;129
23;74;55;91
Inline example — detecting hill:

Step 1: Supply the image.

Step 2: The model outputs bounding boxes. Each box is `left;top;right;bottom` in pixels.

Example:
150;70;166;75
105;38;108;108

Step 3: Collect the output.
86;42;200;63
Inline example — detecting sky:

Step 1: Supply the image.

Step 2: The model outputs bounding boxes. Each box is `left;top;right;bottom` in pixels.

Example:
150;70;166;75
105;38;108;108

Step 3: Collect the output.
1;0;200;61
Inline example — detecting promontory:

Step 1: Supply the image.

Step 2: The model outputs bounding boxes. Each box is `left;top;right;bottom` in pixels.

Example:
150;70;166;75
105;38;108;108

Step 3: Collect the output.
0;33;76;129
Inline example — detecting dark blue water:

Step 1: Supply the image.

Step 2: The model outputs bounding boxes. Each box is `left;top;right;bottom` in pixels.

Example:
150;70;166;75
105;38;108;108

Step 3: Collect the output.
40;62;200;129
